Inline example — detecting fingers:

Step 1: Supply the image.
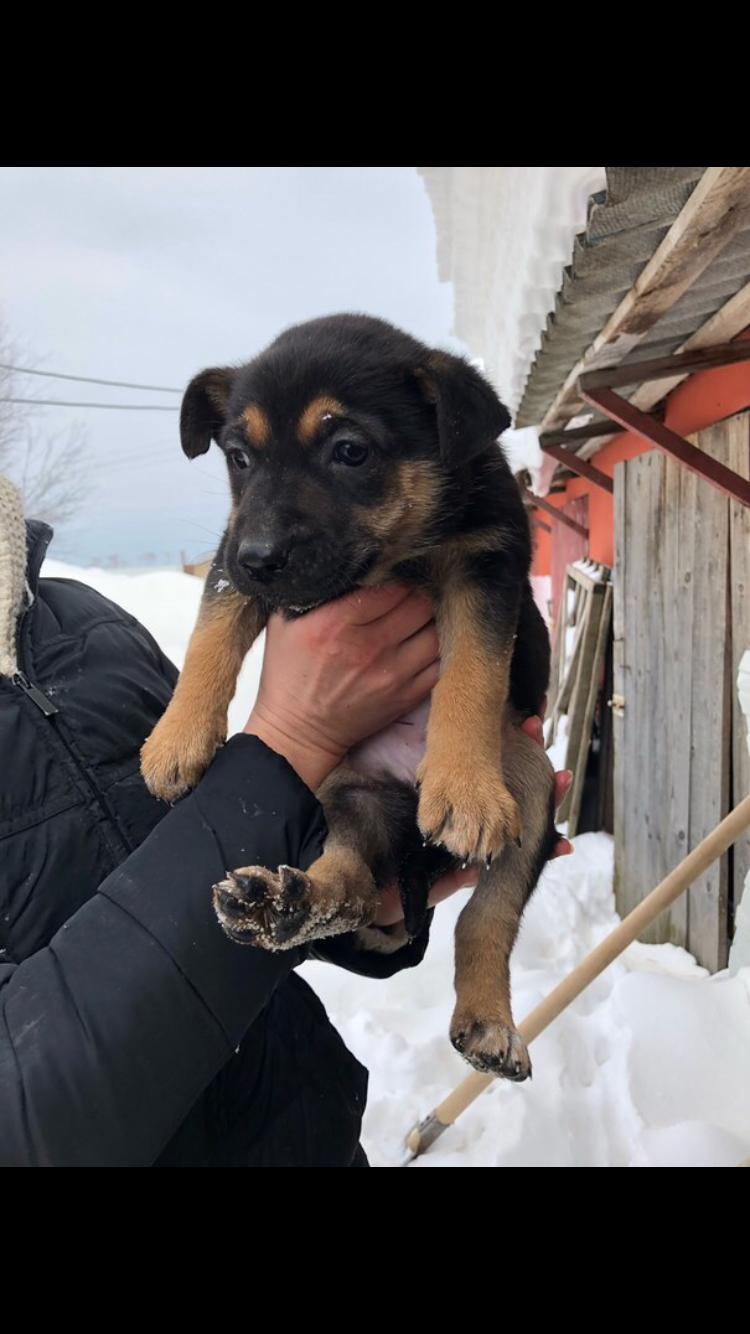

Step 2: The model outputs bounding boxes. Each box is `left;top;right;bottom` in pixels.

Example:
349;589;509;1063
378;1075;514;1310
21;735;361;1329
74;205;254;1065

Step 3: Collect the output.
378;587;435;643
372;882;403;926
403;657;441;708
521;714;545;747
336;582;415;625
554;769;573;811
427;866;480;906
394;622;440;679
521;716;573;814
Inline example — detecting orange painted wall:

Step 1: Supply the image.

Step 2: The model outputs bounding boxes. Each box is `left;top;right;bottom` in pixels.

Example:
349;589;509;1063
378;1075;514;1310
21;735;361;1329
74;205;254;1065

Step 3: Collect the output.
531;333;750;575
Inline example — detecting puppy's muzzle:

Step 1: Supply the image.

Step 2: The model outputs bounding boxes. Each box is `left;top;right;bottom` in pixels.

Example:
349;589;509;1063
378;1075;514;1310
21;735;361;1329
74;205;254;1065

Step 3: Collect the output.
237;539;290;583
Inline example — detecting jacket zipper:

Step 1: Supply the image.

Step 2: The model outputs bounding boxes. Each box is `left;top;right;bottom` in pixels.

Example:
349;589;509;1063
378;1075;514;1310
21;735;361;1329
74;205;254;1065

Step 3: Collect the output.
12;671;59;716
13;604;133;862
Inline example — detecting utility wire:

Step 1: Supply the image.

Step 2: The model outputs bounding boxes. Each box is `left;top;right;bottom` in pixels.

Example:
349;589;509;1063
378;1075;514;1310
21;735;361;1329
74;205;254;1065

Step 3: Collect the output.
1;398;178;410
0;363;181;393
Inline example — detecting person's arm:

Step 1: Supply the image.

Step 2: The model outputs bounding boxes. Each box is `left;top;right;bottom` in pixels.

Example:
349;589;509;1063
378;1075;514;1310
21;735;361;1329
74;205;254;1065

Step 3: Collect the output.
0;584;440;1167
0;736;326;1168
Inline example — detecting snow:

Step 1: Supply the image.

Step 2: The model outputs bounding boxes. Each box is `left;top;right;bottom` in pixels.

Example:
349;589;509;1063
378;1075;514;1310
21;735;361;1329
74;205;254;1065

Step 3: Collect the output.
42;557;750;1167
43;558;265;737
572;558;605;581
500;425;559;498
419;167;606;415
546;713;569;778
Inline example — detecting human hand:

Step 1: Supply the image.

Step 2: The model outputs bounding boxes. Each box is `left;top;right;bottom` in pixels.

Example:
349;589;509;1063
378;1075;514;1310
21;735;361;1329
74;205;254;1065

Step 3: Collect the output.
244;584;439;791
373;715;572;926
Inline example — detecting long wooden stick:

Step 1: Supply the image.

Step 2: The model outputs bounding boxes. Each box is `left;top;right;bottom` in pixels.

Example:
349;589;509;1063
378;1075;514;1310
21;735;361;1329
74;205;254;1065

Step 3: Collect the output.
405;793;750;1159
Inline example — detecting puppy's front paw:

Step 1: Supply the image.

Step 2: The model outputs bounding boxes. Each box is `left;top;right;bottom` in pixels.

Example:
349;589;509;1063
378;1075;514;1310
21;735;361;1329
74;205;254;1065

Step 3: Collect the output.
141;713;225;801
450;1012;531;1081
213;865;315;950
417;760;521;862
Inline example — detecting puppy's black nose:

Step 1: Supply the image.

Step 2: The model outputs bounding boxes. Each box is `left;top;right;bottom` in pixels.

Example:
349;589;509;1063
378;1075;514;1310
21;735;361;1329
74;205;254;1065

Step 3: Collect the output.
237;539;289;580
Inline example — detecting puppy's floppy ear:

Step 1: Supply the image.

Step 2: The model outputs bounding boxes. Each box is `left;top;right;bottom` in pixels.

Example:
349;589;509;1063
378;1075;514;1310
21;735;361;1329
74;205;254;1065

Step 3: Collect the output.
180;367;235;458
415;352;511;467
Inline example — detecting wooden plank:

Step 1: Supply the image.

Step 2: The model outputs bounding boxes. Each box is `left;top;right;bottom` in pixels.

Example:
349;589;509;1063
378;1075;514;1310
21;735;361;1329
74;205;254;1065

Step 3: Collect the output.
728;416;750;919
613;462;627;908
547;570;572;721
597;627;615;834
616;449;686;941
566;583;612;837
541;167;750;431
658;452;695;946
580;340;750;391
550;561;603;737
541;421;625;447
550;575;588;741
566;563;606;598
524;490;589;537
639;453;665;935
558;582;607;828
540;444;614;493
688;420;732;971
618;455;652;919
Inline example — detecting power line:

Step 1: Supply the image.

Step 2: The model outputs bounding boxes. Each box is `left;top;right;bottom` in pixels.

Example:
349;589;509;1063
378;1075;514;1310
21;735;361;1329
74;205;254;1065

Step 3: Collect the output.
97;452;183;471
1;398;178;410
0;363;181;393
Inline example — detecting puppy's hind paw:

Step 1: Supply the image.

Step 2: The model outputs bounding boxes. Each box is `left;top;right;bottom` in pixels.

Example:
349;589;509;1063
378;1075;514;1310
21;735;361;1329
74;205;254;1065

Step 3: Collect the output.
450;1015;531;1081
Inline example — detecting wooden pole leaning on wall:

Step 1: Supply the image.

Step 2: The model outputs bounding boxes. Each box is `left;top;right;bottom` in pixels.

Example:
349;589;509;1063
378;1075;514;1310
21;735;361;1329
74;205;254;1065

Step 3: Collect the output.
404;793;750;1161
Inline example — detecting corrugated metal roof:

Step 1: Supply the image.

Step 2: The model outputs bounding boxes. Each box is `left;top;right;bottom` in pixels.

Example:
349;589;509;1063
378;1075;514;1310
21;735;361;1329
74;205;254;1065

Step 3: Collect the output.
515;167;750;429
417;167;605;412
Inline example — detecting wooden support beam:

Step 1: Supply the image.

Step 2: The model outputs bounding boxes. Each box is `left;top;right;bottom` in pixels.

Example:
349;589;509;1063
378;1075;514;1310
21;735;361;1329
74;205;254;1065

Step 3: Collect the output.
580;339;750;392
577;284;750;462
582;386;750;508
541;168;750;431
523;489;589;537
531;517;552;534
540;443;614;493
540;421;625;447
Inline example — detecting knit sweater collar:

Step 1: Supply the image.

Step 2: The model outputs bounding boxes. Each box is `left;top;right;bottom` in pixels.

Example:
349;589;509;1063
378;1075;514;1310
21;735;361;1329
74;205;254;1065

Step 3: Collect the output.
0;474;51;676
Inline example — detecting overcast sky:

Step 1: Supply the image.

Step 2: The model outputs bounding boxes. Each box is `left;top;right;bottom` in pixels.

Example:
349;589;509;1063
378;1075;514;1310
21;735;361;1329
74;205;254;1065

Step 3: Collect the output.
0;167;456;564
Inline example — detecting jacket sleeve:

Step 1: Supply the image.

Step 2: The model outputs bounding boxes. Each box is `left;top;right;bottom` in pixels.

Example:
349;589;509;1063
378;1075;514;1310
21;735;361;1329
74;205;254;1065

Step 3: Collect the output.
309;915;433;977
0;736;326;1168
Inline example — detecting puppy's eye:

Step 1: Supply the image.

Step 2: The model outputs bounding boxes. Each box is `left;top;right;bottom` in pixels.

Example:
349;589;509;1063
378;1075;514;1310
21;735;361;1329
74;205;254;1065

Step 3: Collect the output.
228;448;250;470
333;439;369;467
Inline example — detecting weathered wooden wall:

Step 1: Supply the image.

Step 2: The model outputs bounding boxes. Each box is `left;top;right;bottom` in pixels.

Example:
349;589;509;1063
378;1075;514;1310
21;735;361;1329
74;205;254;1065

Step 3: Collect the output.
614;413;750;971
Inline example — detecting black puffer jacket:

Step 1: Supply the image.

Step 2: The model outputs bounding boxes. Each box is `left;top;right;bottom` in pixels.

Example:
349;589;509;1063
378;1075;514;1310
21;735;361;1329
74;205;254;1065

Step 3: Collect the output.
0;522;429;1167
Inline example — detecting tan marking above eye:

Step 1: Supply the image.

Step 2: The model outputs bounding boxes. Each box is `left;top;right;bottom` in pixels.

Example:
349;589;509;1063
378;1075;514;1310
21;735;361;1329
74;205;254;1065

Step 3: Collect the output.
298;395;346;446
240;404;271;449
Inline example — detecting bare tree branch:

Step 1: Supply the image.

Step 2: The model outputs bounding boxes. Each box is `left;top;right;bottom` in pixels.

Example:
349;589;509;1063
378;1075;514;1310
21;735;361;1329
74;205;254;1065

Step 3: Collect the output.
0;319;90;528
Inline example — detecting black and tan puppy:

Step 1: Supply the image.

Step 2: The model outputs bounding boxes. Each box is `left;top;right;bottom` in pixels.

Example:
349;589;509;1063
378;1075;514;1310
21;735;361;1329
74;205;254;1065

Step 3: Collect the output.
141;314;556;1079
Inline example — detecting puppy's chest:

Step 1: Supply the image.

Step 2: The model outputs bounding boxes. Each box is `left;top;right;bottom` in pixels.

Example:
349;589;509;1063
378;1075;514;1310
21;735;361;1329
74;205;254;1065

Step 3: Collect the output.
347;699;429;785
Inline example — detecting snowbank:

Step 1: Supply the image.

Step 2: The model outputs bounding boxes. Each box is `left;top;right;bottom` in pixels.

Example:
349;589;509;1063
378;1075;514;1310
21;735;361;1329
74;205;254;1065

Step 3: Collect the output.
42;558;750;1167
43;559;265;736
